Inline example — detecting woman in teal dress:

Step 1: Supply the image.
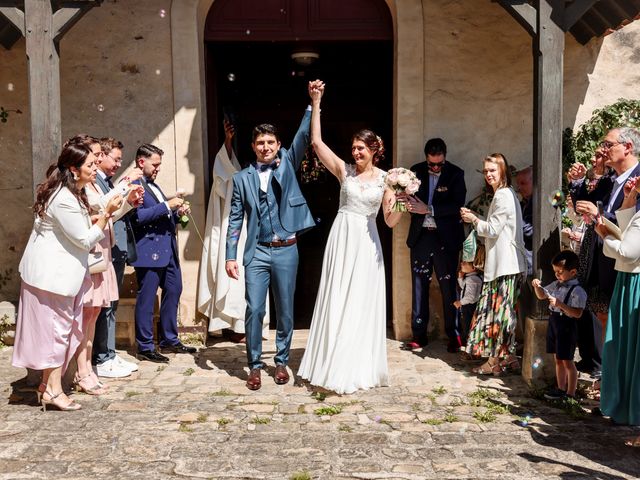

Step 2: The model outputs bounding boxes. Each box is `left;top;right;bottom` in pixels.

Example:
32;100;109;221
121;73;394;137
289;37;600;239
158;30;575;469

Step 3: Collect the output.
595;177;640;427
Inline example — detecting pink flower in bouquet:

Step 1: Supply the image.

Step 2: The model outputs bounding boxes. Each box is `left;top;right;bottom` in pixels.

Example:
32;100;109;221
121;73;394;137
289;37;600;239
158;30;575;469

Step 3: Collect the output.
385;167;421;212
406;180;420;195
397;172;411;187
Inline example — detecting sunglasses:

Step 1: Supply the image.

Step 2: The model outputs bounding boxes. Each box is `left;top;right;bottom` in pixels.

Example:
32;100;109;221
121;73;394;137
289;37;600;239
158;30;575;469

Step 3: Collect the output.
427;160;445;168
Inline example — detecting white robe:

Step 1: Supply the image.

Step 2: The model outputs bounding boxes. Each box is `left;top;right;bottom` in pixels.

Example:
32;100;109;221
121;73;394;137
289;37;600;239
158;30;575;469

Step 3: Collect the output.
197;145;269;337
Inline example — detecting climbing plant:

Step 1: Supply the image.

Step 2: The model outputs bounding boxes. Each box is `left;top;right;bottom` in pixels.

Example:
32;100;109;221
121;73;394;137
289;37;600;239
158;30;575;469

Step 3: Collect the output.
562;98;640;173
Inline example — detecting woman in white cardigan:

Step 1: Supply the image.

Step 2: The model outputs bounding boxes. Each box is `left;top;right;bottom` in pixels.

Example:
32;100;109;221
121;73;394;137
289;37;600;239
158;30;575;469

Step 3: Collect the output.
460;153;526;375
595;177;640;429
12;142;122;411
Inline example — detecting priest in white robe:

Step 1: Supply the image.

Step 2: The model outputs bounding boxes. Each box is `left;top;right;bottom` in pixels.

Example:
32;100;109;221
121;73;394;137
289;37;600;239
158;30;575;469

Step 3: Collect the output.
197;122;269;339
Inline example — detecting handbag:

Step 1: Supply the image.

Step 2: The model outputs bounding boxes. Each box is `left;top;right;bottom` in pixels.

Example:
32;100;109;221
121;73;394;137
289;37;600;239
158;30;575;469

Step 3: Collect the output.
461;230;477;262
88;249;108;274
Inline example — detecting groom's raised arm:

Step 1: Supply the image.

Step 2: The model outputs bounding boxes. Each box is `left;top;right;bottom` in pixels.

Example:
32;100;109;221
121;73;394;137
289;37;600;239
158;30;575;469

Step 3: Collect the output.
285;108;311;172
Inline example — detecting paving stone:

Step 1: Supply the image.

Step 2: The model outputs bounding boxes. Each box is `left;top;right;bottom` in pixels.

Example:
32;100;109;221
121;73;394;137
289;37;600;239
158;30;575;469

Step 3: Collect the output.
1;332;637;480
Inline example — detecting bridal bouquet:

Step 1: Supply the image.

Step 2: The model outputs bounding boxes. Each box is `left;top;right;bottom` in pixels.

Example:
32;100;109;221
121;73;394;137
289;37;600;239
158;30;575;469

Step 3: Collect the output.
385;167;421;212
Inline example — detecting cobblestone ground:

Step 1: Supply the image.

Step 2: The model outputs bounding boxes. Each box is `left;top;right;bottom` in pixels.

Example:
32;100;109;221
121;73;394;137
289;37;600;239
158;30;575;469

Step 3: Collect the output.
1;331;639;480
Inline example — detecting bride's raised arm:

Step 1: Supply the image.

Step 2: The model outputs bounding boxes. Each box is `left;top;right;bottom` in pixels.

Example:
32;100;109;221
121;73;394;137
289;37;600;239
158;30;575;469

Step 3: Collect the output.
309;80;346;180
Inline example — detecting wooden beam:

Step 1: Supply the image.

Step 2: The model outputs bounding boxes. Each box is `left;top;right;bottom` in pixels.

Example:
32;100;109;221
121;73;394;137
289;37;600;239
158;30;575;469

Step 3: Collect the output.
563;0;599;30
0;6;24;35
24;0;61;196
52;6;85;41
497;0;537;37
532;0;564;286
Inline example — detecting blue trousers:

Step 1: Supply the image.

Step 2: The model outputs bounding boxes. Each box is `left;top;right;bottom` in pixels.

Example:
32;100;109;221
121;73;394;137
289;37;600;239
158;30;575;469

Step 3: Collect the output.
244;244;298;369
93;258;126;365
134;254;182;351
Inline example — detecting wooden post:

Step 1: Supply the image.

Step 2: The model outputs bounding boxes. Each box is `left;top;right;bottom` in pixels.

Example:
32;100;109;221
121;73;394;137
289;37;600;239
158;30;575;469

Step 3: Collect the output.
0;1;99;198
532;0;564;290
24;0;62;195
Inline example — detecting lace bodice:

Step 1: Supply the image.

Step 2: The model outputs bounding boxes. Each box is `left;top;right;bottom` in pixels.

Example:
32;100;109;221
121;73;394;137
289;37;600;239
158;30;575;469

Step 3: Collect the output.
338;164;387;218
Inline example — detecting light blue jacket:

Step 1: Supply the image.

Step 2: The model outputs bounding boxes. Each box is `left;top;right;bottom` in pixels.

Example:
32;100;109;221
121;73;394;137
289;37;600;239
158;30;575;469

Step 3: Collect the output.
226;110;315;265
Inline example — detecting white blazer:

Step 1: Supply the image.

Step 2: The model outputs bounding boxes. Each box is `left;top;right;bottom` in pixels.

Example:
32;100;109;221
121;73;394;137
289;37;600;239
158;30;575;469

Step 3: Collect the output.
603;207;640;273
475;187;526;282
19;186;105;297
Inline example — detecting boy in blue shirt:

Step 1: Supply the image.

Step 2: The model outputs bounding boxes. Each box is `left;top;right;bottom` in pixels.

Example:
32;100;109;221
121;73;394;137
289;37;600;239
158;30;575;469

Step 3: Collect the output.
532;250;587;400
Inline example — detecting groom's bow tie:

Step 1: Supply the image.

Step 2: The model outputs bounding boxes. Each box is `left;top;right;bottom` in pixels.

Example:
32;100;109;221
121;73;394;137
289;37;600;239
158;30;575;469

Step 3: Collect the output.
256;162;277;172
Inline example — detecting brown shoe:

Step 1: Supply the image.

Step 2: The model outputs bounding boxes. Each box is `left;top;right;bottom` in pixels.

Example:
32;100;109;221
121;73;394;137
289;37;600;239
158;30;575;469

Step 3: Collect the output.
274;365;289;385
246;368;262;390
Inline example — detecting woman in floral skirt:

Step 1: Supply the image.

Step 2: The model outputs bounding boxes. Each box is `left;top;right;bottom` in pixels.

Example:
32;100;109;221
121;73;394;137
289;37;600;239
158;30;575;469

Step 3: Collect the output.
460;153;526;375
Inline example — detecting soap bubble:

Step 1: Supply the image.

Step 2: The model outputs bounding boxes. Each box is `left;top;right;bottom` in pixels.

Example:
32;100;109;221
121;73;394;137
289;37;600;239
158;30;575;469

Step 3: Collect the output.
7;83;14;91
245;29;251;35
532;357;543;369
155;69;161;75
227;73;236;82
549;190;565;207
97;104;105;112
151;253;159;261
159;9;167;18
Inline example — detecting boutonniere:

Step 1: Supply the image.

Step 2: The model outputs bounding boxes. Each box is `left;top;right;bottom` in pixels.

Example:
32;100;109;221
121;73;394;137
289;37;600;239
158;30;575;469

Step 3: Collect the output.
436;186;448;193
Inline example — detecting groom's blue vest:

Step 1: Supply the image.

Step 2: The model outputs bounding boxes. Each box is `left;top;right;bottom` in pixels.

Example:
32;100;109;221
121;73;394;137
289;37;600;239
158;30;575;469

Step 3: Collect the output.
258;183;289;242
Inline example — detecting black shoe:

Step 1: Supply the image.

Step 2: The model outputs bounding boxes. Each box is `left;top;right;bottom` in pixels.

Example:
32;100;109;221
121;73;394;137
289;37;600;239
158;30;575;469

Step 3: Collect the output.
160;342;197;354
136;349;169;363
543;388;567;401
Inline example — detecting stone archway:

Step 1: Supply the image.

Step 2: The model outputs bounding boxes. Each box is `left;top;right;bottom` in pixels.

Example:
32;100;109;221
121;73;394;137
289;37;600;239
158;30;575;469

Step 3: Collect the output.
168;0;424;339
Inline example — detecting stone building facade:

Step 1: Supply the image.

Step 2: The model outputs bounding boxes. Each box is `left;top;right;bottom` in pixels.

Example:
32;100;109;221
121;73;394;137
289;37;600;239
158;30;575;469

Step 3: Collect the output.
0;0;638;340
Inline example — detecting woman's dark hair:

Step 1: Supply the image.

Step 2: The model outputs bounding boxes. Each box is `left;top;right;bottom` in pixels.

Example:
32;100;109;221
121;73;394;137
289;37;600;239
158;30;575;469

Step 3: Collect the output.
33;141;92;218
352;129;385;165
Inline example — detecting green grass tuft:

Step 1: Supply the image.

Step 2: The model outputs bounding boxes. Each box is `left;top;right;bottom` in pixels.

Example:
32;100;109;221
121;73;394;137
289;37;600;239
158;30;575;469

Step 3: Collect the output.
314;405;342;416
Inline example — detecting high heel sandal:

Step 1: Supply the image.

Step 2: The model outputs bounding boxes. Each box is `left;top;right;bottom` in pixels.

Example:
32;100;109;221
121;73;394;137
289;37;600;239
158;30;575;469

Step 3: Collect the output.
41;390;82;412
499;356;521;374
35;382;47;404
471;359;502;376
74;373;108;396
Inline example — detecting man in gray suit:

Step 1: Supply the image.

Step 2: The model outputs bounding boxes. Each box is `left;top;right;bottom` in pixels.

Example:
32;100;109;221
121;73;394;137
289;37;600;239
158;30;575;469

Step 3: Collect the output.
93;137;141;377
225;81;319;390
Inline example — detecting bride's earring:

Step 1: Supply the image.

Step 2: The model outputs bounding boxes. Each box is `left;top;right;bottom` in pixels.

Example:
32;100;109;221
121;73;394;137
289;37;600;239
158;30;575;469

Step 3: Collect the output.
73;173;79;181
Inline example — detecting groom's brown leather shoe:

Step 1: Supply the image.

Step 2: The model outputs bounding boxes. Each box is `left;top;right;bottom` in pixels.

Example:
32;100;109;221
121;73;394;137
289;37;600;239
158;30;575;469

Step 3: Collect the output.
246;368;262;390
274;365;289;385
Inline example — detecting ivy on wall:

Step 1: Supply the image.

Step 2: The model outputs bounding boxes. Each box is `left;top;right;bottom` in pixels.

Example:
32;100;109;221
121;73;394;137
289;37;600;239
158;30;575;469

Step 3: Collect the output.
562;98;640;173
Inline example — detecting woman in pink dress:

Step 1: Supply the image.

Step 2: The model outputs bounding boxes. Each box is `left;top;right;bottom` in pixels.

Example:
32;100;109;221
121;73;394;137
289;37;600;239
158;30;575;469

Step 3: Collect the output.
13;140;123;411
71;136;140;395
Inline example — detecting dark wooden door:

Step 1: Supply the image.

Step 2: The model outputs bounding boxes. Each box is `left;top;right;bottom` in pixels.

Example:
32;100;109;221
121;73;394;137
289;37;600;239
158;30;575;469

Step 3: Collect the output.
204;1;393;328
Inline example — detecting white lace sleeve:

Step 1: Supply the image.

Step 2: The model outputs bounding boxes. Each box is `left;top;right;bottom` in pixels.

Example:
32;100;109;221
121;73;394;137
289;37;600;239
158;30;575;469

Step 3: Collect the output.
341;163;355;184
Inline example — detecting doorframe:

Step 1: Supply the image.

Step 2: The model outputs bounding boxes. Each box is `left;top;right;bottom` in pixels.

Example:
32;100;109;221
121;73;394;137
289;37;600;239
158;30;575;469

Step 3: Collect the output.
169;0;424;340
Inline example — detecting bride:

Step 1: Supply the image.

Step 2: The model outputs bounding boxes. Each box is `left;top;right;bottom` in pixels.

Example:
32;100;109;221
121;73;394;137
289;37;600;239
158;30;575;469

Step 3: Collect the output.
298;81;403;394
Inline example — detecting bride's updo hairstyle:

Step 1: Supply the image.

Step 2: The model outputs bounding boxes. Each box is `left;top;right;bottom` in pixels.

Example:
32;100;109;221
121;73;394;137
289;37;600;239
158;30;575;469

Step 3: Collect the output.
352;129;385;165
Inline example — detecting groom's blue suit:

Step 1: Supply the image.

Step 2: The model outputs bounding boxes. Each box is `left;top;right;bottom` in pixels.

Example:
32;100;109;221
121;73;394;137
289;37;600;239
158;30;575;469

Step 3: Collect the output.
226;109;315;369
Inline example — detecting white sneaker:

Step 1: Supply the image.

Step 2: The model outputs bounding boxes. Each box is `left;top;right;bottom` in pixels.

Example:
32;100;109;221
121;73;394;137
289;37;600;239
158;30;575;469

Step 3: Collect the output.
115;354;139;372
96;358;132;378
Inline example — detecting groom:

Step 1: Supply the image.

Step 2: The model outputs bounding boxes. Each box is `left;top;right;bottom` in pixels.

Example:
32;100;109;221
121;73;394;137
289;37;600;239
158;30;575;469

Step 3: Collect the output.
225;81;319;390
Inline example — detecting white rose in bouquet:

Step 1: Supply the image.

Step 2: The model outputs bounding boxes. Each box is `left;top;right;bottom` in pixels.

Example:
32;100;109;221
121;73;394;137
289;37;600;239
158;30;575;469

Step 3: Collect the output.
385;167;421;212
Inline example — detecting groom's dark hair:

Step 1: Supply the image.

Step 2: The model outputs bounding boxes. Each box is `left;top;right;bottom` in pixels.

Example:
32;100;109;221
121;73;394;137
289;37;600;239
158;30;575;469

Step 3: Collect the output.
252;123;280;142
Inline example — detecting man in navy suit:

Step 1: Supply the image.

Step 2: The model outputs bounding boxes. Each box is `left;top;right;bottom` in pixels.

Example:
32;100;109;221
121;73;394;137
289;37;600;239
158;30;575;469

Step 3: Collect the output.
225;81;318;390
93;137;141;377
130;144;196;362
401;138;467;352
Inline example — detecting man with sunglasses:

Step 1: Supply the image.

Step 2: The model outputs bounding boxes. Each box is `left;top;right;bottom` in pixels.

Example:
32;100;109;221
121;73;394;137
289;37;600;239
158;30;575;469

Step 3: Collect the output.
401;138;467;352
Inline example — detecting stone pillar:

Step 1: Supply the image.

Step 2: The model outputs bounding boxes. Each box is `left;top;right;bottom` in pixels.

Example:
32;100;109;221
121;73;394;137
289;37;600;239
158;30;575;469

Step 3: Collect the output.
522;315;555;383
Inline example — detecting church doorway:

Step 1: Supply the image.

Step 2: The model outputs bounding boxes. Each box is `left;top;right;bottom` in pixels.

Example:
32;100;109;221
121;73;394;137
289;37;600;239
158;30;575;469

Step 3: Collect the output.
204;0;393;328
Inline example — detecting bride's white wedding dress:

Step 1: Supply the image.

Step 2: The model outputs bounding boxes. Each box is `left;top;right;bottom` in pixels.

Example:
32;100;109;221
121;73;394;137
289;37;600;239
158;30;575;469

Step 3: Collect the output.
298;164;388;394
